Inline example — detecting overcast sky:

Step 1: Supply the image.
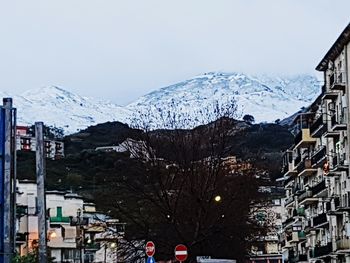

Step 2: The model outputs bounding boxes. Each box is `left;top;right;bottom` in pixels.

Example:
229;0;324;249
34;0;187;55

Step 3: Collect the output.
1;0;349;105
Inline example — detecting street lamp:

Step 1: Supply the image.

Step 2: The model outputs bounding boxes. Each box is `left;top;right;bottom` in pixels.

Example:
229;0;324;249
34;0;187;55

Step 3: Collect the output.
214;195;222;202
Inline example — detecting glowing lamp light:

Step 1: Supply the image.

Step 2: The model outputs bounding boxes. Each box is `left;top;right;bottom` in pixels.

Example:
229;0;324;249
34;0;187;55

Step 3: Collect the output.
49;231;57;239
214;195;222;202
110;242;117;249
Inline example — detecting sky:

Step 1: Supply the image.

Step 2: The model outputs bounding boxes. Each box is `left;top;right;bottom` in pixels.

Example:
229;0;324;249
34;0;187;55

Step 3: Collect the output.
1;0;350;105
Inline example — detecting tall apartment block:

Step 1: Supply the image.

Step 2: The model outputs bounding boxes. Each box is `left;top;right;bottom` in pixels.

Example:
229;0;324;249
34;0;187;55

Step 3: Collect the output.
280;23;350;263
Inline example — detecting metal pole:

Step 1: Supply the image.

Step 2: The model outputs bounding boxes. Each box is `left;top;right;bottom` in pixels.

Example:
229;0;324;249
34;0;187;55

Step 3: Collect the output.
3;98;14;263
36;122;47;263
11;108;17;255
104;243;107;263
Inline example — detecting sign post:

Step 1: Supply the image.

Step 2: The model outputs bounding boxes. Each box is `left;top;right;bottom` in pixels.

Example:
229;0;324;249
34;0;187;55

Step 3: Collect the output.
175;244;188;262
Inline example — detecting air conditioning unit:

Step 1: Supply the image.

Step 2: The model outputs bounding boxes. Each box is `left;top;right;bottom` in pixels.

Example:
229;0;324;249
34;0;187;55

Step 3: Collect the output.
256;251;263;255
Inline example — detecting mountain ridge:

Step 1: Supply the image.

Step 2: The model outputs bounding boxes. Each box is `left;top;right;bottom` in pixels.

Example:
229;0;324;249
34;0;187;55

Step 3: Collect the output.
4;72;321;133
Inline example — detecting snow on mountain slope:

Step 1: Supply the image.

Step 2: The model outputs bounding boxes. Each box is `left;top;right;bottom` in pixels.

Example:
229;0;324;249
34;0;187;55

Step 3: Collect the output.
11;86;131;134
3;72;320;134
127;72;321;128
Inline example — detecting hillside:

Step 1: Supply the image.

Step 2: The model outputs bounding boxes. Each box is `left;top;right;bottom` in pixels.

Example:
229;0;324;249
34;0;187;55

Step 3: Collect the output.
17;119;293;193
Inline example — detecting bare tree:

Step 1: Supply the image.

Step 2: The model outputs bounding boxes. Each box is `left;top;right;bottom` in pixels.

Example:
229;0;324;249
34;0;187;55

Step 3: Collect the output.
95;99;271;262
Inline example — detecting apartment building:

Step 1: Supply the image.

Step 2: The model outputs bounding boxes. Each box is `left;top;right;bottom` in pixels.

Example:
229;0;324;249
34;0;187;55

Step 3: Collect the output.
248;186;284;263
15;180;124;263
16;126;64;160
280;22;350;263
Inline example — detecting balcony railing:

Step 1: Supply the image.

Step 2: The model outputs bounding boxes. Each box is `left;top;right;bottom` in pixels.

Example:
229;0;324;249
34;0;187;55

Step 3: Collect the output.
16;233;27;243
334;196;340;209
310;115;325;137
285;195;294;206
294;131;302;146
311;180;326;196
297;159;314;175
292;184;301;194
85;242;101;250
332;153;348;171
298;231;306;239
294;155;302;167
50;216;70;223
336;238;350;250
293;207;305;217
310;242;333;258
330;71;346;91
282;216;294;228
289;253;308;263
294;128;316;149
298;190;313;202
311;146;326;167
331;114;347;130
312;213;328;227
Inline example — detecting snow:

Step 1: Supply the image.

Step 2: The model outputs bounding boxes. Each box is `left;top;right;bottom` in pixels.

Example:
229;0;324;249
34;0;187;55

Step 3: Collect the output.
2;72;321;134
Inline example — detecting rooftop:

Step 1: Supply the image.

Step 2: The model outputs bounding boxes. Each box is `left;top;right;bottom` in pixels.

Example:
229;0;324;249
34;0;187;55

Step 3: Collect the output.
316;22;350;71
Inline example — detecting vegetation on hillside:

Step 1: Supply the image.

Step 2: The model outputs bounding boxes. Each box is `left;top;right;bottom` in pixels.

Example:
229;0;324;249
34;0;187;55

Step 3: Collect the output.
16;117;293;262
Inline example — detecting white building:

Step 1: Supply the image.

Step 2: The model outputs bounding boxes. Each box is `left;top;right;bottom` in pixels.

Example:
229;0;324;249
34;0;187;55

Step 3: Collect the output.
15;180;124;263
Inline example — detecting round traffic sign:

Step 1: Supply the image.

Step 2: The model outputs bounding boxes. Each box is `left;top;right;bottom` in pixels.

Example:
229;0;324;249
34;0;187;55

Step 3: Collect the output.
175;244;188;262
146;241;155;257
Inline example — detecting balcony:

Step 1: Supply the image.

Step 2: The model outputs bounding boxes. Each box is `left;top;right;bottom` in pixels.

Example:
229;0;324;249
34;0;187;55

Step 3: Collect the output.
322;90;339;100
297;159;317;177
331;195;350;213
50;216;70;223
284;175;295;187
330;71;346;91
293;207;305;217
283;216;295;229
331;153;349;172
291;184;301;195
16;205;28;218
298;231;306;239
85;242;101;251
285;195;295;207
50;207;70;224
282;163;297;177
311;180;327;197
310;242;333;258
336;238;350;251
310;115;326;137
298;190;317;205
311;146;326;167
290;231;306;243
16;233;27;243
331;114;347;131
294;129;316;149
294;254;308;262
312;213;328;228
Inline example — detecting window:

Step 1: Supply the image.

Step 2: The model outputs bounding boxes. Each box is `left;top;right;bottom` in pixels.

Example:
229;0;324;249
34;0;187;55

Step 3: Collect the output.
62;249;80;261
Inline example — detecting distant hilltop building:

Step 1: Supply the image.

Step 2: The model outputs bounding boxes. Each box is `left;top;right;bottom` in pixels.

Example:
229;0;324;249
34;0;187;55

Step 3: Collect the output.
16;125;64;160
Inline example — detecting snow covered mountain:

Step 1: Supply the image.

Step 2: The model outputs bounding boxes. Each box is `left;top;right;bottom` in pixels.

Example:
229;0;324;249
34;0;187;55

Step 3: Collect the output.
127;72;321;128
11;86;131;134
4;72;321;134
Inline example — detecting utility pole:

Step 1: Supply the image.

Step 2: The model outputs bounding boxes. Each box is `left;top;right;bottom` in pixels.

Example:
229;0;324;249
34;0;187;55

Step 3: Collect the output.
1;98;16;263
36;122;47;263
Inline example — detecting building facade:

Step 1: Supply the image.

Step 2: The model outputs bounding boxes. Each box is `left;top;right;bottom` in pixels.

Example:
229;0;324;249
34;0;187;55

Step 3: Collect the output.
15;180;123;263
280;23;350;263
16;126;64;160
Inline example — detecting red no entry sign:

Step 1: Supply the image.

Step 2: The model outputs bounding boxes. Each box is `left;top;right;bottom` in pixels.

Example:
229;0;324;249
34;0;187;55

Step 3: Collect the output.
175;244;188;262
146;241;155;257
